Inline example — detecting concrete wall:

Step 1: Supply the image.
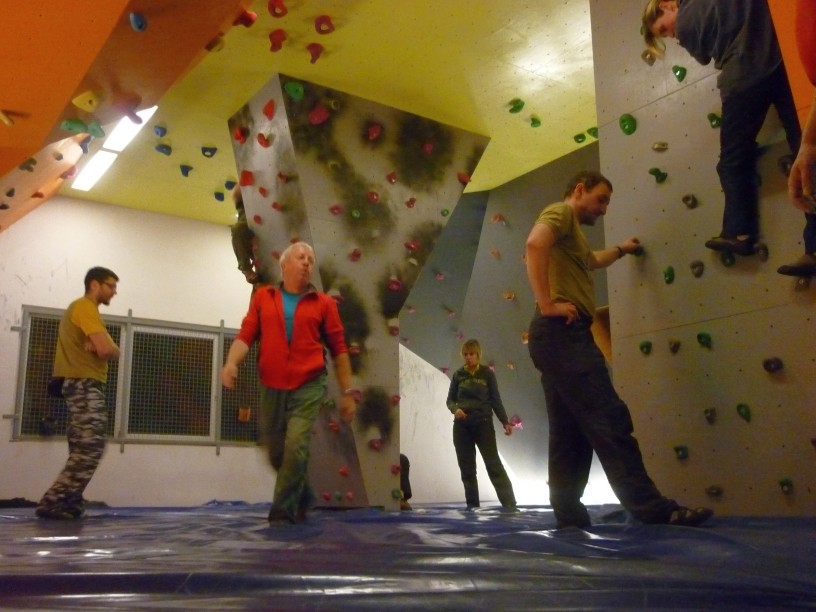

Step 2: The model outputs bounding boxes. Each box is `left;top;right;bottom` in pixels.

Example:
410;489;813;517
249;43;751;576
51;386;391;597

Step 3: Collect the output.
591;1;815;515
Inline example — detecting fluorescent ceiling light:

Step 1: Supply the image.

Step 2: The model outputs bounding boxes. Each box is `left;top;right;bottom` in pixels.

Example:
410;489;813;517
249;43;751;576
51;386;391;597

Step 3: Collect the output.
72;150;119;191
102;105;158;152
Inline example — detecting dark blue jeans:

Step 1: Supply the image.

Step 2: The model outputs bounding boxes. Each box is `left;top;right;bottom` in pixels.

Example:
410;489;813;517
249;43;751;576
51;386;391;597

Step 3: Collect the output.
719;63;806;243
453;416;516;508
527;315;677;527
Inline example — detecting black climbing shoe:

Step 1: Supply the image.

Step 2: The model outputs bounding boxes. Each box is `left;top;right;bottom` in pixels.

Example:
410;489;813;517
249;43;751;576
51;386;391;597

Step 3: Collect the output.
777;254;816;276
667;506;713;527
704;236;756;257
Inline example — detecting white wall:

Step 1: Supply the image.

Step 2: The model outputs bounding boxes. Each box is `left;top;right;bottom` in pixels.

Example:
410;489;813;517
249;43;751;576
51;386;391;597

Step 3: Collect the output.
0;196;275;506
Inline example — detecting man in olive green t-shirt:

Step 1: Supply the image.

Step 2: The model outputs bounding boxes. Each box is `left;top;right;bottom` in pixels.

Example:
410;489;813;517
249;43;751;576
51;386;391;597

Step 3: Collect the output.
36;267;120;520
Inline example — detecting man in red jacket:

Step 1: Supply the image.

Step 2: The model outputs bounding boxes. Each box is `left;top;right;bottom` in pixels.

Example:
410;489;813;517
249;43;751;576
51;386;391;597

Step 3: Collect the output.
222;241;355;524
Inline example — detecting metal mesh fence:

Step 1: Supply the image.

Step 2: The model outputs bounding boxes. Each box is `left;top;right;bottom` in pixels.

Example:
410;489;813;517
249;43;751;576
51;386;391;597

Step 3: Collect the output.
220;335;260;443
19;314;119;437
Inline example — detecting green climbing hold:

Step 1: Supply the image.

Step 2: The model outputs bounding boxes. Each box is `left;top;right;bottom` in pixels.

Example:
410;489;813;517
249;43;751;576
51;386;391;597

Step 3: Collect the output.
60;118;87;134
696;332;712;349
671;65;687;82
649;167;668;183
530;115;541;128
639;340;652;355
736;403;751;422
663;266;675;284
284;81;305;101
391;488;403;500
673;445;689;460
619;113;637;135
587;127;599;138
707;112;722;128
351;209;361;219
778;478;794;495
441;209;450;217
574;133;586;143
508;98;525;113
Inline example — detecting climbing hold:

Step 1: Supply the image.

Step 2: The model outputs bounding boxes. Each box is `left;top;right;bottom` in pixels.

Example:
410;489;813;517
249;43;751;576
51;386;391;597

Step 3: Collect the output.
239;170;254;186
705;485;723;497
704;407;716;424
707;112;722;128
214;192;225;202
321;491;332;501
154;125;167;137
252;214;263;225
338;466;349;477
619;113;637;135
268;0;288;18
736;403;751;423
348;248;362;262
268;29;287;52
490;248;500;259
648;167;668;183
639;340;653;355
720;250;736;267
79;136;92;154
129;12;148;32
180;164;193;177
682;194;698;208
60;118;88;134
386;171;397;184
404;240;420;252
778;478;794;495
271;201;282;211
405;197;416;208
387;277;402;292
530;115;541;128
205;35;225;52
440;209;450;217
258;186;268;197
350;209;361;219
257;133;272;147
369;438;383;451
762;357;784;373
652;141;669;152
671;65;687;82
19;158;36;172
59;166;76;179
633;244;645;256
689;260;705;278
668;339;681;354
86;121;105;138
641;49;656;66
262;99;276;120
491;213;506;225
663;266;675;284
328;421;340;432
366;191;379;203
508;98;525;113
574;133;586;143
587;127;599;138
201;146;217;157
225;180;236;190
233;10;257;27
509;415;523;429
755;243;769;262
307;42;324;64
5;188;14;197
696;332;712;349
315;15;334;34
457;172;471;185
502;290;516;301
329;204;343;215
53;151;63;161
435;271;446;281
233;126;249;143
422;142;434;156
673;445;689;460
0;203;8;210
155;144;172;156
367;123;383;141
283;81;304;101
31;191;44;199
391;488;402;500
308;104;330;125
72;90;102;113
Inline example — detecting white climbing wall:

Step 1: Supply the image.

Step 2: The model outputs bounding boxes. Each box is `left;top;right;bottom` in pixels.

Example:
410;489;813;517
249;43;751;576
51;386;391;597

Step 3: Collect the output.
591;1;815;515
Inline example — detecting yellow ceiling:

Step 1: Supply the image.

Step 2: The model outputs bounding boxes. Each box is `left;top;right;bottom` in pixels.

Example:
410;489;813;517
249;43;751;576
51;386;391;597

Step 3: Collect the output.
58;0;597;226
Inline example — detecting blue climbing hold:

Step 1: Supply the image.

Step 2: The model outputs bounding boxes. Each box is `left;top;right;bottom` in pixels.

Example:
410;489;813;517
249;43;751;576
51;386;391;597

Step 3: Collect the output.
224;180;237;190
214;192;225;202
130;12;148;32
201;146;217;158
180;165;193;177
155;144;172;156
154;125;167;137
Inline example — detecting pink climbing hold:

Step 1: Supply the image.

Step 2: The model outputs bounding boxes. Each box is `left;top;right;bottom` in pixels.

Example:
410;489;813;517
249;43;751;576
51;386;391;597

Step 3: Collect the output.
268;29;286;52
239;170;254;186
308;104;330;125
268;0;288;18
233;10;257;27
315;15;335;34
329;204;343;215
263;99;276;120
391;394;401;405
368;439;382;451
307;42;324;64
388;277;402;291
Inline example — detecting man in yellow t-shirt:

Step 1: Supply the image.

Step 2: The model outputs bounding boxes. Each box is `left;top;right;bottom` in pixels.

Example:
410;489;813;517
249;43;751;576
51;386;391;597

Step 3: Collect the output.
36;267;120;520
525;170;713;529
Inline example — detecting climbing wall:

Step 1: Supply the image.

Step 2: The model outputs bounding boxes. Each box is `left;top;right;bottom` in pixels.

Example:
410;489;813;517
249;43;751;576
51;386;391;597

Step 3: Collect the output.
228;74;488;510
590;1;816;515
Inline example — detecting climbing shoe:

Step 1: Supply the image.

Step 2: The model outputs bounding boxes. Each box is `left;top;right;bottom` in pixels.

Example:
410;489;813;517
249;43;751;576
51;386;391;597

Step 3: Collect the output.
777;254;816;276
704;235;756;256
667;506;713;527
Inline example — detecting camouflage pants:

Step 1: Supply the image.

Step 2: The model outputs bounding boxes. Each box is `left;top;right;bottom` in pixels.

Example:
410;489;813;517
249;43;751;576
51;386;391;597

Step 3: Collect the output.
259;374;326;521
38;378;108;513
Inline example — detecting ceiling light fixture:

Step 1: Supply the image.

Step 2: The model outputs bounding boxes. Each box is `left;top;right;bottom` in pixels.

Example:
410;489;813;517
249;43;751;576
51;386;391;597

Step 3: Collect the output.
71;150;119;191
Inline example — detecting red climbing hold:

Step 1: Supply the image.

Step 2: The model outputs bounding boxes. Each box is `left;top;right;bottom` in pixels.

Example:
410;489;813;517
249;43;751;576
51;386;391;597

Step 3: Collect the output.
367;123;383;141
258;186;268;197
422;142;434;155
233;126;249;143
457;172;471;185
252;214;262;224
405;197;416;208
263;99;276;120
239;170;254;186
257;133;271;148
338;466;349;477
271;201;282;211
315;15;335;34
329;204;343;215
308;104;330;125
367;191;379;203
268;29;286;52
233;10;257;27
268;0;287;18
386;171;397;184
348;248;362;262
368;439;382;451
307;42;324;64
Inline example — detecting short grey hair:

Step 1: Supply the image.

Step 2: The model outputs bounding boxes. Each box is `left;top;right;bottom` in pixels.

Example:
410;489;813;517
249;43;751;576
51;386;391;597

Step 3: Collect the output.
279;241;315;272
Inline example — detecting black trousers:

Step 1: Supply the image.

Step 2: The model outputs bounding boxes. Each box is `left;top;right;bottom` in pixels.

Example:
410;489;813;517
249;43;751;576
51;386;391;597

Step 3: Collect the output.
452;416;516;508
528;315;677;527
